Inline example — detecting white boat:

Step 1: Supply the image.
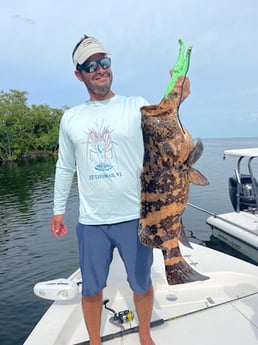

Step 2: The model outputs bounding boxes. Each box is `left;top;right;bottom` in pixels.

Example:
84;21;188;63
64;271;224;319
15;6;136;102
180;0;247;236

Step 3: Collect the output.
24;243;258;345
206;148;258;263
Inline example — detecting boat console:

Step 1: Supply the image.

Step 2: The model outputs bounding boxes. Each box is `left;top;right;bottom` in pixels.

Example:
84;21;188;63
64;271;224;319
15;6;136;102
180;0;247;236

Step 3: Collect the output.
224;148;258;212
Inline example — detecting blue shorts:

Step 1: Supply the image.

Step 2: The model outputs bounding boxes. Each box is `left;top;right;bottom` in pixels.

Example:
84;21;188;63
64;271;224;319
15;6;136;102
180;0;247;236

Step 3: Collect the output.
76;219;153;296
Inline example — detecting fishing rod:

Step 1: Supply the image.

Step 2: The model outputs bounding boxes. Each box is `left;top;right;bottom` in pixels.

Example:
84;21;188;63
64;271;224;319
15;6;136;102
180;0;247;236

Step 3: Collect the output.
74;290;258;345
187;202;215;216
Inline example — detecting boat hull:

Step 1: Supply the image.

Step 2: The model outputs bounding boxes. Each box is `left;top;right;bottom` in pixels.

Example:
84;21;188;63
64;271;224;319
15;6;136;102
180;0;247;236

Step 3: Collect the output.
207;211;258;263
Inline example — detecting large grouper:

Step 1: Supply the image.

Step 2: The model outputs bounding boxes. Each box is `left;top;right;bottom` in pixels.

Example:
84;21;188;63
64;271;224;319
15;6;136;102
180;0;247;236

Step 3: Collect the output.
138;40;209;285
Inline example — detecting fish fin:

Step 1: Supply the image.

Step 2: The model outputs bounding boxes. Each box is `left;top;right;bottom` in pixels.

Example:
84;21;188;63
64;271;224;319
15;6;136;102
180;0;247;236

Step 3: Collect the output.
187;138;204;165
178;220;192;248
189;168;209;186
163;250;209;285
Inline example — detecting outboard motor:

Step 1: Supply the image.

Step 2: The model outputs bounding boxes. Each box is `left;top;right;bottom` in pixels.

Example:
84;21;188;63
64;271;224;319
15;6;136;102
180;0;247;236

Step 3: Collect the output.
228;174;258;211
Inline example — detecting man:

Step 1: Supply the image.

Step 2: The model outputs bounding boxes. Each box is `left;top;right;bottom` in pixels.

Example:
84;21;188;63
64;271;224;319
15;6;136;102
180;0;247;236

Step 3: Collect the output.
51;35;190;345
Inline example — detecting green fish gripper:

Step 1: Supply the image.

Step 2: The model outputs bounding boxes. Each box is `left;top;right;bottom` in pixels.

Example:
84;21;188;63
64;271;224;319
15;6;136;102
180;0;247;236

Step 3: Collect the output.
164;39;193;99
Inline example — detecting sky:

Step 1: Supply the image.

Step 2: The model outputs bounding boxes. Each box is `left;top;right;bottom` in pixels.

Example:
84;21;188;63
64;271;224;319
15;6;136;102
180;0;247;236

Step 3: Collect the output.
1;0;258;138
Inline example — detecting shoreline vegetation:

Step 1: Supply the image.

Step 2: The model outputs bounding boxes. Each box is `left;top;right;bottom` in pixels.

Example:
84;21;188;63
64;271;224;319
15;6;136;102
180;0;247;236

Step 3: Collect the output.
0;89;65;162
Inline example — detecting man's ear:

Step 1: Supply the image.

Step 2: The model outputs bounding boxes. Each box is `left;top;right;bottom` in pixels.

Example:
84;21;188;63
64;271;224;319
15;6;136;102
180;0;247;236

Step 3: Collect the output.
74;70;83;81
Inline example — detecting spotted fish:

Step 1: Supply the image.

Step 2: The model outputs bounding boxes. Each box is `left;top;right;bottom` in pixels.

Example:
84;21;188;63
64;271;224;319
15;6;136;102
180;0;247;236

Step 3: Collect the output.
138;41;209;285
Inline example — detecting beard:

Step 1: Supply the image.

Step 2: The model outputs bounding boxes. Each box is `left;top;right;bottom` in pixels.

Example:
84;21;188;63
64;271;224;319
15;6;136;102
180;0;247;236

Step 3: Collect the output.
86;71;113;99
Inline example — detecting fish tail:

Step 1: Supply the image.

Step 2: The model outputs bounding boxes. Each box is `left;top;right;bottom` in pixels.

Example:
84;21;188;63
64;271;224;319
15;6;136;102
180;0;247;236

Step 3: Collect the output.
162;249;209;285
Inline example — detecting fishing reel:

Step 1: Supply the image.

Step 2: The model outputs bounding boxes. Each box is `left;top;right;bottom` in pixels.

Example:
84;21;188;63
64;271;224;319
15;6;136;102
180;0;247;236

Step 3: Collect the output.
103;299;134;328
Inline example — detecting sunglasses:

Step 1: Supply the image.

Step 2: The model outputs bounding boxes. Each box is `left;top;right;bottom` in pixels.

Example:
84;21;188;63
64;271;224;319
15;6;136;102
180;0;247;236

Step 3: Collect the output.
77;57;111;73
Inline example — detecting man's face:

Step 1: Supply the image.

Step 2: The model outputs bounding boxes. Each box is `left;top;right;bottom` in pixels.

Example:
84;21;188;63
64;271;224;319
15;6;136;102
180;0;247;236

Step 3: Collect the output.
75;53;113;101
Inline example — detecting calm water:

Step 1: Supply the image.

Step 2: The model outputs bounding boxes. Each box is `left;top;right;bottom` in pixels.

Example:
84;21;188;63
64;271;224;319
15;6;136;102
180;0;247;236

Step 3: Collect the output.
0;138;258;345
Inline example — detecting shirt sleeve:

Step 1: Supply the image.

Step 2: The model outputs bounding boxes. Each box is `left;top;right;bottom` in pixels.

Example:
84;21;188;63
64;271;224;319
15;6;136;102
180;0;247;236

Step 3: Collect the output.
53;113;76;215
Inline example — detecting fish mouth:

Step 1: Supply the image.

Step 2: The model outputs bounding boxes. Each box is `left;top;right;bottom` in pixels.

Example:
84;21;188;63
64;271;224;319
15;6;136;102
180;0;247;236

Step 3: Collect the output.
141;105;170;118
140;98;186;136
140;99;177;118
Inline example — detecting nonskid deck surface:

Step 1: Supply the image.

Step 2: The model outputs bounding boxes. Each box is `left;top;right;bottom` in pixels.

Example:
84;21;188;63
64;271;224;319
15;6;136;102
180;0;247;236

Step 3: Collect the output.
74;294;258;345
71;273;258;345
24;244;258;345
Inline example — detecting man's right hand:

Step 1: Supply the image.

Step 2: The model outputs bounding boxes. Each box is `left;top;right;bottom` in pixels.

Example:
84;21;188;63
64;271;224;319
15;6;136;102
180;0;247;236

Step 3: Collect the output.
51;214;68;237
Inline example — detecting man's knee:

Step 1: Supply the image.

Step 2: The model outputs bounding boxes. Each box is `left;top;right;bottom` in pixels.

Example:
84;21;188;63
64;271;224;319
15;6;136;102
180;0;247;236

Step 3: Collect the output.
82;290;102;303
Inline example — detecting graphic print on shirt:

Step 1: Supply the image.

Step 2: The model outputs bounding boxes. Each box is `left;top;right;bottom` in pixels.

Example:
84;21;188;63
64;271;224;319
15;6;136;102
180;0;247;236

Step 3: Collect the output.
85;120;118;172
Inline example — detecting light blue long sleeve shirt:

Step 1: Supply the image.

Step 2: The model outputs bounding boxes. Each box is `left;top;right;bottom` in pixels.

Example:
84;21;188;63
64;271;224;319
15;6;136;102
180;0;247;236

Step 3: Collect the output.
53;94;149;225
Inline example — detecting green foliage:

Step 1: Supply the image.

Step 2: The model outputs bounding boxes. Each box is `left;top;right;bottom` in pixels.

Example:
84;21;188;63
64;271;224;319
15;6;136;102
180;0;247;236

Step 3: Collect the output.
0;89;63;161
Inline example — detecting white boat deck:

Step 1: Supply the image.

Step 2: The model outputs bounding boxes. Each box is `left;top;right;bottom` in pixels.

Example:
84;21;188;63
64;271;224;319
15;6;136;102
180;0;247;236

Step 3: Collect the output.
207;211;258;240
24;243;258;345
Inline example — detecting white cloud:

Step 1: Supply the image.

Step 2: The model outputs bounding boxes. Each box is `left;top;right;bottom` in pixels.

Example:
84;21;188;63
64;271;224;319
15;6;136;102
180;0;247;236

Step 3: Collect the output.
10;14;34;25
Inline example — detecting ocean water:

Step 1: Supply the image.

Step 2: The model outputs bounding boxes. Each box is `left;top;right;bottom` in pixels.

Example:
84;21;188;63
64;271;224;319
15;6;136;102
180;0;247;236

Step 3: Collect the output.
0;137;257;345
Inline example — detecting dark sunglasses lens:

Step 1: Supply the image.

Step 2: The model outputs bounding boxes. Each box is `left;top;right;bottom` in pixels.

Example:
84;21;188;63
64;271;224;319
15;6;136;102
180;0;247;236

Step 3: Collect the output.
79;58;111;73
85;61;98;73
100;58;111;69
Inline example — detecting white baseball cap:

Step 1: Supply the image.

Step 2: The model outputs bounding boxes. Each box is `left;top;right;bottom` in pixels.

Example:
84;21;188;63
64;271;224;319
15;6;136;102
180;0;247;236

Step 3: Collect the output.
72;36;108;67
